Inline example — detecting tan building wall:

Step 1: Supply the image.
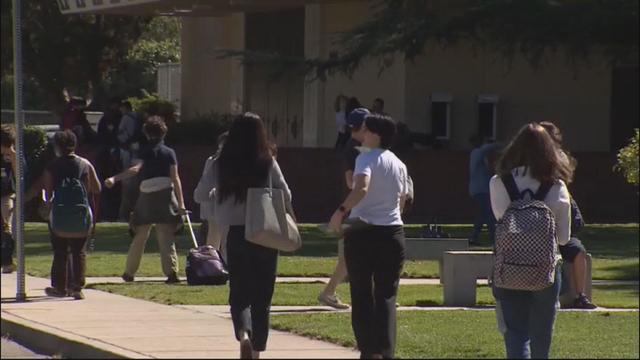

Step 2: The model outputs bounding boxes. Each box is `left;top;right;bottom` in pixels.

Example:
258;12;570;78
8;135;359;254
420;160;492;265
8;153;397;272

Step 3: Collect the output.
405;44;612;151
179;2;613;151
181;15;244;120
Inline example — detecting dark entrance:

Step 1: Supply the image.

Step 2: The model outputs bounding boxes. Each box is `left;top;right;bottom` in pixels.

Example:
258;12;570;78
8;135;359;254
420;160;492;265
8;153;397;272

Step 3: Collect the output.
245;8;305;147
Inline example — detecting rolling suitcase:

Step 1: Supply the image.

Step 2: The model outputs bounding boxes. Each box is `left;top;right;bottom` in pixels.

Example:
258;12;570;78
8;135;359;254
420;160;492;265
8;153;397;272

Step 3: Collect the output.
184;211;229;286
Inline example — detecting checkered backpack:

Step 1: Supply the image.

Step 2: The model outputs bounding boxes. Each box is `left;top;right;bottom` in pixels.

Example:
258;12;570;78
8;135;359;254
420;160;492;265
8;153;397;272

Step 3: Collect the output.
493;174;558;291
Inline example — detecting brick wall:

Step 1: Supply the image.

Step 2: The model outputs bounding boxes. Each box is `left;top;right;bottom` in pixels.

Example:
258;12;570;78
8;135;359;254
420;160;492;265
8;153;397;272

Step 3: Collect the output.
171;146;638;224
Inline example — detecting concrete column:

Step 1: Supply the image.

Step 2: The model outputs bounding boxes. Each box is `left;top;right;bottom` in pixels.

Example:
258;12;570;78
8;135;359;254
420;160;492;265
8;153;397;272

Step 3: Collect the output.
302;4;325;147
180;16;239;120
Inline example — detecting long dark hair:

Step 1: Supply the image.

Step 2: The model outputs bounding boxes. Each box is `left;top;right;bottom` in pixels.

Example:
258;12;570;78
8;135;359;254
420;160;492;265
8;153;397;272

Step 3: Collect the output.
217;112;273;204
496;123;574;183
540;121;577;184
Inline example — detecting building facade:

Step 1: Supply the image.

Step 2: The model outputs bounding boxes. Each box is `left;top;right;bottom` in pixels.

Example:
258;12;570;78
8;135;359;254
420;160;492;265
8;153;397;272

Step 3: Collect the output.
61;0;638;151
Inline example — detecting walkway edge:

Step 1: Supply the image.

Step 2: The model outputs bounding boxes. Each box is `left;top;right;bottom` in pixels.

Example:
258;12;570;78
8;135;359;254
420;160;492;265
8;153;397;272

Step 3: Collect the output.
1;311;150;359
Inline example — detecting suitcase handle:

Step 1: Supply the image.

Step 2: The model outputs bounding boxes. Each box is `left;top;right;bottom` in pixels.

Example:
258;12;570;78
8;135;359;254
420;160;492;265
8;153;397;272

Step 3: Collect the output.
184;211;199;249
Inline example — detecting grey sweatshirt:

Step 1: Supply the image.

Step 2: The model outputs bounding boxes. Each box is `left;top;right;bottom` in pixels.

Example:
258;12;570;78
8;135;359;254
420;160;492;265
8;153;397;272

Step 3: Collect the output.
211;159;292;227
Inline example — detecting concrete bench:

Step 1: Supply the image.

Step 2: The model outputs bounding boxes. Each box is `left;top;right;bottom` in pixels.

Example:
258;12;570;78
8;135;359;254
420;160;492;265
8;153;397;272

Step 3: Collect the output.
442;251;494;306
560;253;593;307
442;251;593;307
405;238;469;261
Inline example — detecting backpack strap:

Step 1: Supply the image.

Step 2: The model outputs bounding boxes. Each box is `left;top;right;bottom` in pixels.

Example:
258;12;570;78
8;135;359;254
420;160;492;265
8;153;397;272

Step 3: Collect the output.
534;181;554;201
501;174;521;202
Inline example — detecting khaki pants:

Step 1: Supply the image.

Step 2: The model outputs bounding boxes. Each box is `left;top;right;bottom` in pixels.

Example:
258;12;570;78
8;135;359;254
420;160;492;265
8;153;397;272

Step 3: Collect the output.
125;223;179;277
1;195;14;233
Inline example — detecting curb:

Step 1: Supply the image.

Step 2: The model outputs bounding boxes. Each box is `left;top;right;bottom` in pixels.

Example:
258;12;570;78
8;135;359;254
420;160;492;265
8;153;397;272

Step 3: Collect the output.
1;311;150;359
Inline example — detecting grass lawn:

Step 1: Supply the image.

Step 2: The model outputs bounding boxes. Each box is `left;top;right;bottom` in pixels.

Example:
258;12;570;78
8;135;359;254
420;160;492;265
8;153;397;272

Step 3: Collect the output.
88;282;639;309
269;311;639;359
23;223;639;280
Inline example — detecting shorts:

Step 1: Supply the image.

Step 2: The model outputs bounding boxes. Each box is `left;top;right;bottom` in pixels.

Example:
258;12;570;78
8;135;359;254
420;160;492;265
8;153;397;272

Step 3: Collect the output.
559;238;586;262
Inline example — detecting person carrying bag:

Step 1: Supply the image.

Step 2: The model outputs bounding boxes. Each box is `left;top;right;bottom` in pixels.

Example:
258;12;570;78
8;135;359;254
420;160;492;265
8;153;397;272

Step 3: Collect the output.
211;112;295;359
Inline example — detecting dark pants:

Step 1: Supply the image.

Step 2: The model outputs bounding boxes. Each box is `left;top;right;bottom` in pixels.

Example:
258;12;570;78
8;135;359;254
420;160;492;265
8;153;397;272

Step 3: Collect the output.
227;226;278;352
344;225;405;359
493;268;561;359
471;193;496;242
50;233;88;292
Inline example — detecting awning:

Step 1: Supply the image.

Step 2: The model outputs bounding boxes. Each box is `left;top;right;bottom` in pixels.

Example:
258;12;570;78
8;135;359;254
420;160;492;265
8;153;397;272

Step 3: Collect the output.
58;0;341;16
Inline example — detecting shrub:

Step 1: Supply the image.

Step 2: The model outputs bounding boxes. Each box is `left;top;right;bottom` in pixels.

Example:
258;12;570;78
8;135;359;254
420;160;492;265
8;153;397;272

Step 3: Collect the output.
23;126;49;186
127;91;177;125
165;112;233;145
615;129;639;187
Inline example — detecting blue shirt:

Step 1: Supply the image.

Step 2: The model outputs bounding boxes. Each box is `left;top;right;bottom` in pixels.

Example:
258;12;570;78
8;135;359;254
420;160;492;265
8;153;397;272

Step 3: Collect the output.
469;143;501;196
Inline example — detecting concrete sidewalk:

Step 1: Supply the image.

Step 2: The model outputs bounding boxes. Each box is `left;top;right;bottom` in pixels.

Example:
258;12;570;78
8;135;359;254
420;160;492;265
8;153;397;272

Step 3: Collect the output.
1;273;358;359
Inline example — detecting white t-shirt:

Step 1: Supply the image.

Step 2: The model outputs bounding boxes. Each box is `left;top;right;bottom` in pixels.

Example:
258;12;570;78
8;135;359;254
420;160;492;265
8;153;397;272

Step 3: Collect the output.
489;167;571;246
350;149;409;226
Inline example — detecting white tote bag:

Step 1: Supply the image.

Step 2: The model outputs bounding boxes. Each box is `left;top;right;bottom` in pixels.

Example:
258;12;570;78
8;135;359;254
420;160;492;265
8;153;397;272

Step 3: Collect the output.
245;174;301;252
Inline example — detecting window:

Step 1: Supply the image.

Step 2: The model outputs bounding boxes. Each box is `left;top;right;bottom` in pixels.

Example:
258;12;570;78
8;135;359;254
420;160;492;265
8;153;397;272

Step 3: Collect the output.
430;93;452;140
477;94;499;140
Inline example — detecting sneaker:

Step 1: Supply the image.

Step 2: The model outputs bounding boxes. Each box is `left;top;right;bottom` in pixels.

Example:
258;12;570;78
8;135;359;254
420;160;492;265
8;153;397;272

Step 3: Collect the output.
2;263;16;274
44;287;67;298
165;272;180;284
122;273;135;282
71;290;85;300
573;294;598;310
318;293;350;310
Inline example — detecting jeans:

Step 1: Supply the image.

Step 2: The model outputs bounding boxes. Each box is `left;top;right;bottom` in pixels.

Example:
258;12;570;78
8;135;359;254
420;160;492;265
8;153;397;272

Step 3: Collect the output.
493;268;561;359
227;226;278;352
470;193;496;242
344;225;405;359
50;232;88;292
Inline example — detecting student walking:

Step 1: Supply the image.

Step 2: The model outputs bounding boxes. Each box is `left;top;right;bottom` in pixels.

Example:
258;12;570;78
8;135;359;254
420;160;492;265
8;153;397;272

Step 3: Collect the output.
194;132;228;254
43;131;101;300
319;108;371;310
210;113;292;359
490;123;572;359
540;121;597;309
328;114;410;359
105;116;185;284
1;125;17;274
334;95;350;149
468;135;501;244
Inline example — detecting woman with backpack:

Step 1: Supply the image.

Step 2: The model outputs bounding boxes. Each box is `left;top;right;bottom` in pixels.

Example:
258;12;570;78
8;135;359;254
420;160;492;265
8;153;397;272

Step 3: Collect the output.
211;113;292;359
43;130;101;300
104;116;185;284
540;121;597;309
490;123;572;359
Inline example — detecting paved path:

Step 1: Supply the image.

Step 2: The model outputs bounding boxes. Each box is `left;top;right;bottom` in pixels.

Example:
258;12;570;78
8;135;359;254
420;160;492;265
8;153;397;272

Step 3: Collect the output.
1;273;358;359
178;304;638;318
85;276;639;287
1;338;48;359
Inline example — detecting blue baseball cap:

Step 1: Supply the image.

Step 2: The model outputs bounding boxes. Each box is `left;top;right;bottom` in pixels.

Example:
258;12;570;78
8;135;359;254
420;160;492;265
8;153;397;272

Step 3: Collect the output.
346;108;370;129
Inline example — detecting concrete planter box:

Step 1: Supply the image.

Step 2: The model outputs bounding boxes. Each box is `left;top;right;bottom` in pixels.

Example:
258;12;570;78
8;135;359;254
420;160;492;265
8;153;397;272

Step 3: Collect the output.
405;238;469;261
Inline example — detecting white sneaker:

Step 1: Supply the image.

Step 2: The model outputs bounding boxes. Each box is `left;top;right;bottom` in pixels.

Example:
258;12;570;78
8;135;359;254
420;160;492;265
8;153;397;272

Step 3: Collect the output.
318;293;351;310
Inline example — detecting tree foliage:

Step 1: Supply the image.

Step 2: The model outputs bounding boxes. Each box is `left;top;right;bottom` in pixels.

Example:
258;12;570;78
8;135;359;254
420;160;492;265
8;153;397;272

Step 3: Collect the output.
223;0;639;79
615;129;639;187
0;1;153;111
105;17;181;98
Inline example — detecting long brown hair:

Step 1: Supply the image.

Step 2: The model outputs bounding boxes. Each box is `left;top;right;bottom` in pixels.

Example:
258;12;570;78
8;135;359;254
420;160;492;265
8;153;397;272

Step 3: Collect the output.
496;123;574;183
217;112;273;204
540;121;577;184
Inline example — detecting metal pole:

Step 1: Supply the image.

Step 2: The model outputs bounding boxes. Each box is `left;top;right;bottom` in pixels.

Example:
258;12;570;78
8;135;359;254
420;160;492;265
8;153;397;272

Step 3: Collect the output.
12;0;26;302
